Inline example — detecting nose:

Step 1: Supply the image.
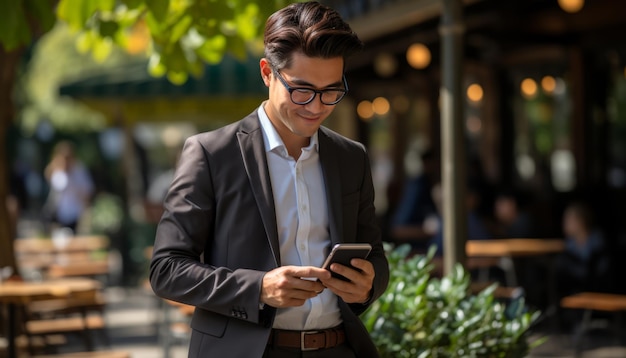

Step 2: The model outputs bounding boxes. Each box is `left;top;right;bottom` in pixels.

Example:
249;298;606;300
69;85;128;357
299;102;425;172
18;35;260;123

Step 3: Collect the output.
303;93;326;112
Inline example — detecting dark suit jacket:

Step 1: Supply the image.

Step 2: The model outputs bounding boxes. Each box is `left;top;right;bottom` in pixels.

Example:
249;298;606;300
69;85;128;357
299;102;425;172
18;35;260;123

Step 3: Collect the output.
150;111;389;358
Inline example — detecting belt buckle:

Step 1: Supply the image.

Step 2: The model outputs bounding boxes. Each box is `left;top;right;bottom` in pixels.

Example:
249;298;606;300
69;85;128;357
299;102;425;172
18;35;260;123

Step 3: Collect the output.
301;330;320;351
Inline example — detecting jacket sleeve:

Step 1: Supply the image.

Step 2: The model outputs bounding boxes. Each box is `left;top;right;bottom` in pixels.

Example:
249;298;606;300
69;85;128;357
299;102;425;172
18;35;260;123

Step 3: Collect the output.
149;135;267;326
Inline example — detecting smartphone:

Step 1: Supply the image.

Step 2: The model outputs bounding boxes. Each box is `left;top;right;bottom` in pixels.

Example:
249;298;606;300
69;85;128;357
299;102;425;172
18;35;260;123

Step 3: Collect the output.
321;243;372;281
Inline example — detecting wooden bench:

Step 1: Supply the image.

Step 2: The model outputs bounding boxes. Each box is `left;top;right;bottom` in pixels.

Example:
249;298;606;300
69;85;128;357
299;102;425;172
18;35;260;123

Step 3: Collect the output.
560;292;626;354
25;315;107;350
46;260;110;279
561;292;626;312
470;281;524;300
32;351;130;358
24;288;110;353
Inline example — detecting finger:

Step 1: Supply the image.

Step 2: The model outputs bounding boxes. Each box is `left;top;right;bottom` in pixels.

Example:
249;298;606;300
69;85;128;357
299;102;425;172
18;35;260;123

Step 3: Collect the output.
348;258;374;275
287;266;332;280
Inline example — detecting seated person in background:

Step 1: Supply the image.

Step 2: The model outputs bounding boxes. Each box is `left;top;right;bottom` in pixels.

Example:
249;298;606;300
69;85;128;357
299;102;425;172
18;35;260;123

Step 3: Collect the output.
389;148;440;253
492;189;535;238
555;201;610;299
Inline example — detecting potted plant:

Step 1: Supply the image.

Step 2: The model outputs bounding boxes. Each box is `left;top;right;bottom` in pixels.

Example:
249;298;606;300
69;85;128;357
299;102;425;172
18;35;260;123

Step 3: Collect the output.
362;244;543;357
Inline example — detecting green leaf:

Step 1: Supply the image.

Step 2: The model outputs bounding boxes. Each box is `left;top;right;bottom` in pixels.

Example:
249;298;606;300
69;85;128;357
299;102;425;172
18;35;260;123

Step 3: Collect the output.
167;70;188;85
91;36;113;62
56;0;114;30
121;0;144;9
98;19;119;38
170;14;193;43
0;0;32;50
196;35;226;64
235;3;261;41
24;0;57;34
146;0;169;23
148;53;167;77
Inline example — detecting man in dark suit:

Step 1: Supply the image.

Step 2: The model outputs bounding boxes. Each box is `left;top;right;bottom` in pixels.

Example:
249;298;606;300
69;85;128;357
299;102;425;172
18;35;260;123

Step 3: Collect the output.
150;2;389;357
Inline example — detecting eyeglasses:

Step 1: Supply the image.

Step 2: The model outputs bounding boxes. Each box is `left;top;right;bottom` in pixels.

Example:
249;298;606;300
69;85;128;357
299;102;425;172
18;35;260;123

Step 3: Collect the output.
273;69;348;105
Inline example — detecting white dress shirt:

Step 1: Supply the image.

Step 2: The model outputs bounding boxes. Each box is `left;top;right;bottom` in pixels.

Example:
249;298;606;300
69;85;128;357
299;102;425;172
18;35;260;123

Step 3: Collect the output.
258;104;342;330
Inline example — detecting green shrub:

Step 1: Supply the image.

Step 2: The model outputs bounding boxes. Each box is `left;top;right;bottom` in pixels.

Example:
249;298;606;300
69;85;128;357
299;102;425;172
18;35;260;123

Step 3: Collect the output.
362;244;542;357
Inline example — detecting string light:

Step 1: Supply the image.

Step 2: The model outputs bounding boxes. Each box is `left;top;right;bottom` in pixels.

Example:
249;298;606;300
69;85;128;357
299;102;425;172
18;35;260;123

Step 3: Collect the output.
406;43;431;69
558;0;584;13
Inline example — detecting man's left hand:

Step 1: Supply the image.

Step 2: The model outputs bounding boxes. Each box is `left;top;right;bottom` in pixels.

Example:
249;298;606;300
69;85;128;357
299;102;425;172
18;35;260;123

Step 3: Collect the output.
318;258;374;304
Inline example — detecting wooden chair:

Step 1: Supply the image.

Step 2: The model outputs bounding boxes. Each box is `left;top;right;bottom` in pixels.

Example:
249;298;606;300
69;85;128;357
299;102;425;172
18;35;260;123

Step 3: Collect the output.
32;350;131;358
560;292;626;356
23;288;110;354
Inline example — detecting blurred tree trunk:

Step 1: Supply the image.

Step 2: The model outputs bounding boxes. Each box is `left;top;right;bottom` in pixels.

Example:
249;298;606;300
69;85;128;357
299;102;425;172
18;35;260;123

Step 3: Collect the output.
0;46;23;274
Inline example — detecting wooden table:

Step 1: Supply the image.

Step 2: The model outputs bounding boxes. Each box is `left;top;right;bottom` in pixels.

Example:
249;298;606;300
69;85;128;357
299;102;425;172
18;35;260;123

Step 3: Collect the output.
466;238;564;257
466;238;565;314
0;278;101;358
15;236;111;279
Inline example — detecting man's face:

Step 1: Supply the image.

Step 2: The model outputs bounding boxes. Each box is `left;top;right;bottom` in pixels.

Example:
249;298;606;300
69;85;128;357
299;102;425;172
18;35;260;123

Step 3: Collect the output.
261;52;345;146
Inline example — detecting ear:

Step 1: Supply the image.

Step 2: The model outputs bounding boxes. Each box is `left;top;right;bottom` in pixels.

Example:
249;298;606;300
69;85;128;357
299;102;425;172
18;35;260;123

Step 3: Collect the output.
260;58;272;87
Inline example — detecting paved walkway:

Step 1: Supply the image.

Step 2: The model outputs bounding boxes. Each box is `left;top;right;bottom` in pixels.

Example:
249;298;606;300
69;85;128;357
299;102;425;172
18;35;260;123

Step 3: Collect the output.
107;287;626;358
12;286;623;358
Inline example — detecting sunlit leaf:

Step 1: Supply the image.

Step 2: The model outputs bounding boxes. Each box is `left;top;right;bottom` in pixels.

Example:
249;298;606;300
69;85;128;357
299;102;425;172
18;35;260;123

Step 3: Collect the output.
92;37;113;62
235;3;261;40
170;15;193;44
167;70;188;85
57;0;114;30
148;53;167;77
196;35;226;64
76;31;95;53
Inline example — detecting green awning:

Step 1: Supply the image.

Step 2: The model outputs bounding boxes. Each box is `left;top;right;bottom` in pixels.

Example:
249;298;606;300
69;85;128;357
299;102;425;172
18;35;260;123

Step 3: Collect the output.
59;55;267;99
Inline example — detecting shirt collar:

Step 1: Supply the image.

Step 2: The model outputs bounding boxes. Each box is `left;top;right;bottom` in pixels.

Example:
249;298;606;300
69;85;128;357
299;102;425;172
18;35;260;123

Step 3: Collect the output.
257;103;319;154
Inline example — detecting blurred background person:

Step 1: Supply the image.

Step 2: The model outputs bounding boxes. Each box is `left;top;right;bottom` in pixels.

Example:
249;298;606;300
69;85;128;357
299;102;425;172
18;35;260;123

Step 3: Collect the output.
43;140;95;234
491;188;535;238
555;201;610;299
389;148;440;254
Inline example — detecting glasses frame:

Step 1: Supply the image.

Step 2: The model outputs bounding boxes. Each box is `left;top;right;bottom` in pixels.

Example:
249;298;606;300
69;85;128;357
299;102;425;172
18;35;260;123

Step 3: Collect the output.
272;69;349;106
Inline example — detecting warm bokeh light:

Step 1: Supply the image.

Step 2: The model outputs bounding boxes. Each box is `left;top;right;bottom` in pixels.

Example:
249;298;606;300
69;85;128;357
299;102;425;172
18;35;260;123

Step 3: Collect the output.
357;100;374;120
466;83;484;103
541;76;556;94
406;43;431;69
372;97;390;115
374;52;398;78
558;0;584;13
126;20;150;54
520;78;538;98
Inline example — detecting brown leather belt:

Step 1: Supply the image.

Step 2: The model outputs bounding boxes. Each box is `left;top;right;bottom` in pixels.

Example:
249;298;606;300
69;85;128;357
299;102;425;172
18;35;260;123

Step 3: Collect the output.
268;326;346;351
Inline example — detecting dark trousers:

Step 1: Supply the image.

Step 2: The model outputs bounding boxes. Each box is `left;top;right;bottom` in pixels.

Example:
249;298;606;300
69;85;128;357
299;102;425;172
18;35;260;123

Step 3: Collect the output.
263;344;356;358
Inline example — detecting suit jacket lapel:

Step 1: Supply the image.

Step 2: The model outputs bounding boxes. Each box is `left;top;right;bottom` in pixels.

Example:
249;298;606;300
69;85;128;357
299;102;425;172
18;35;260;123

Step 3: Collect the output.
237;114;281;266
318;129;343;246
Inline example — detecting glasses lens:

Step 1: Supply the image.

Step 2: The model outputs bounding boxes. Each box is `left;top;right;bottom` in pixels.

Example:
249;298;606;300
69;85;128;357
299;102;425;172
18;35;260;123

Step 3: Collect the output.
291;89;316;104
320;90;346;105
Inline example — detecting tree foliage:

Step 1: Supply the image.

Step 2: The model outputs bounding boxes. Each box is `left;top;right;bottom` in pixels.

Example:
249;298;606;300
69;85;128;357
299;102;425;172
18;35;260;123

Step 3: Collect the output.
0;0;299;273
2;0;299;84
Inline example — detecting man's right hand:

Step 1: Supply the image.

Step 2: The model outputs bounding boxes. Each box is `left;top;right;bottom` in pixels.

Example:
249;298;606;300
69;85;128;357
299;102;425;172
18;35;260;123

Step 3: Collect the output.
260;266;331;307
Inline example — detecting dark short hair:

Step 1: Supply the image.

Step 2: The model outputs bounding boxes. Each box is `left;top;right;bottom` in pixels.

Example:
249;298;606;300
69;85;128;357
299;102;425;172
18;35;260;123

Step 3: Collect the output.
263;1;363;70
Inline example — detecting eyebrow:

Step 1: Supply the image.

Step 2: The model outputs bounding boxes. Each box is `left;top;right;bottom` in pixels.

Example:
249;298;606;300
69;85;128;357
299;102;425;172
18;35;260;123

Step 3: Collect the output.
286;75;344;89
